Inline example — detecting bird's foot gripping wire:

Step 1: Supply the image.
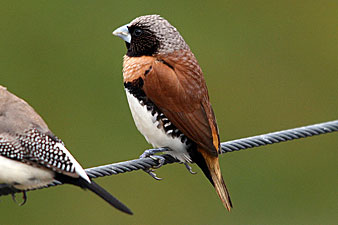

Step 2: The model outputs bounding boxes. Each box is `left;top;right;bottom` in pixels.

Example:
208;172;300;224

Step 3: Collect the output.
11;191;27;206
139;147;169;180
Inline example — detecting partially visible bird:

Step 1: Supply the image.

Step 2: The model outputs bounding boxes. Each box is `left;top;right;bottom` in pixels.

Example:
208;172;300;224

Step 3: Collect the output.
0;86;132;215
113;15;232;211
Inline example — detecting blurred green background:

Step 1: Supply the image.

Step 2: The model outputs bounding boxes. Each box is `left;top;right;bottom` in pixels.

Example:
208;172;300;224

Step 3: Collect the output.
1;0;337;224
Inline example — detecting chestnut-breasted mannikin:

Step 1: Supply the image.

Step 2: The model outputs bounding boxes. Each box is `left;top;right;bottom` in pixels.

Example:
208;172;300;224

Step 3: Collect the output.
113;15;232;211
0;86;132;214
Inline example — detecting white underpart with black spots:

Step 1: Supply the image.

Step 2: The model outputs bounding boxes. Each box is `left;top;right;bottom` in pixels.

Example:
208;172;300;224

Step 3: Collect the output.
125;90;192;163
0;155;54;190
0;134;90;189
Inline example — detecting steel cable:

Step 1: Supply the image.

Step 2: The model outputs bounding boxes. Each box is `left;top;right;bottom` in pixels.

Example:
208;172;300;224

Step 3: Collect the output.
1;120;337;196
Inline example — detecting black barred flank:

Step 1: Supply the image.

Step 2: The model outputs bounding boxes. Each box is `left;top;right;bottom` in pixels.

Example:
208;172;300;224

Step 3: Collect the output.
124;78;191;145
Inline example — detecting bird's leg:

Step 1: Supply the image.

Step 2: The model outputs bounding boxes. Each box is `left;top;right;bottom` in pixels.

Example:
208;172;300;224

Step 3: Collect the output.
139;147;169;159
11;191;27;206
139;147;169;180
183;162;197;174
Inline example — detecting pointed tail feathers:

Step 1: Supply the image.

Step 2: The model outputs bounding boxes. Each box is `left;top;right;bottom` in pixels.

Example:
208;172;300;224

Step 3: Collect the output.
85;180;133;215
199;150;232;211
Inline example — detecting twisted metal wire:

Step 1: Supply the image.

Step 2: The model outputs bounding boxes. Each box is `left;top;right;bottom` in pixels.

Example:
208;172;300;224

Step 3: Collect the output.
1;120;337;196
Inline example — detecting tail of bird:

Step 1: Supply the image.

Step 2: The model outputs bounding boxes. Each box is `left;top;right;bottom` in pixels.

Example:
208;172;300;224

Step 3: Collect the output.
54;173;133;215
198;149;232;211
85;180;133;215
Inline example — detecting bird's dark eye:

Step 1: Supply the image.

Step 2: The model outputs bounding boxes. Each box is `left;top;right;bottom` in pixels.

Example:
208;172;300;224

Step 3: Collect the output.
133;28;143;37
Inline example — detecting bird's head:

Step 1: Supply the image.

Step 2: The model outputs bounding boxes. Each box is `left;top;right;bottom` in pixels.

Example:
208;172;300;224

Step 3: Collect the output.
113;15;189;57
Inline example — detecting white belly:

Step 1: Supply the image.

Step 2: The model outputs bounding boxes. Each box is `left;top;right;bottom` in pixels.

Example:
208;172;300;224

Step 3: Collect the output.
125;91;191;162
0;156;54;190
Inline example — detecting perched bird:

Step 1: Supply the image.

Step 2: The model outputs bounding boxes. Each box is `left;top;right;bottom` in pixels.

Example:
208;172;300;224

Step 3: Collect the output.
0;86;132;215
113;15;232;211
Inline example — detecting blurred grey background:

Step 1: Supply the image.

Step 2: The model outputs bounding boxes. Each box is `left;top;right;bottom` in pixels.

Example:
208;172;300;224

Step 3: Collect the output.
1;0;337;224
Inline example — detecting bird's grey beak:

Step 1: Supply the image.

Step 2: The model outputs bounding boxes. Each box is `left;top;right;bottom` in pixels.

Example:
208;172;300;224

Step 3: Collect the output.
113;24;131;43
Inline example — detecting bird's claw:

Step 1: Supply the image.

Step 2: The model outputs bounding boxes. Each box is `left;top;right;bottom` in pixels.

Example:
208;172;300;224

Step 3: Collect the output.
142;155;166;180
145;168;163;180
11;191;27;206
149;155;165;169
139;148;168;180
184;163;197;174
